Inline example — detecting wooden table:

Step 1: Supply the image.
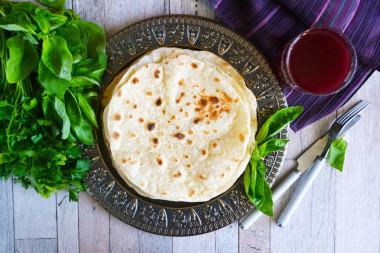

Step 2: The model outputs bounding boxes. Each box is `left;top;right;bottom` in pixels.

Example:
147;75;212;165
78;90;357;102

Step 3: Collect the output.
1;0;379;252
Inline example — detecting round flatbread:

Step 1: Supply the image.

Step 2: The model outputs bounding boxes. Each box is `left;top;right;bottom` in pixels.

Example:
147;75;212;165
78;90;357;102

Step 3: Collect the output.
103;48;257;202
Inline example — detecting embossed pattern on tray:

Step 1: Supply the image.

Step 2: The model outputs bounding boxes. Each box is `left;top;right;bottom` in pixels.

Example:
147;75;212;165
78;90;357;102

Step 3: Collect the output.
82;15;288;236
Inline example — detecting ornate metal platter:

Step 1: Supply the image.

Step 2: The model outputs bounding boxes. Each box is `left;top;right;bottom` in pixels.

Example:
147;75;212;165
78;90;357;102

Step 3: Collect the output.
82;15;288;236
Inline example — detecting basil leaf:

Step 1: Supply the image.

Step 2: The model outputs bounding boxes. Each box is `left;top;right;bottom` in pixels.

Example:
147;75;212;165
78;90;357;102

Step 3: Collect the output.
329;137;347;172
72;117;94;145
258;138;289;157
251;160;273;217
74;54;108;82
77;93;98;128
73;20;105;58
0;12;36;33
256;106;303;144
53;97;70;139
38;0;66;10
6;36;39;83
38;61;69;100
32;7;67;34
42;35;73;80
244;158;257;200
65;90;82;126
56;23;81;51
69;76;99;88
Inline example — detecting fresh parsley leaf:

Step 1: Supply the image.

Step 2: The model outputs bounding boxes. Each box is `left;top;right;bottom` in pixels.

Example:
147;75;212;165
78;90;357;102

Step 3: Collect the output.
329;137;348;172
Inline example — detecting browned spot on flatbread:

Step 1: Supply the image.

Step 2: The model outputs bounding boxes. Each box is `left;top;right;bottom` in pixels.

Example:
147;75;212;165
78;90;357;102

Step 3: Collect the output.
129;115;133;119
234;98;239;103
164;61;169;65
174;132;185;140
227;167;231;171
214;77;220;82
187;139;193;145
114;114;121;121
162;109;166;114
155;98;162;106
146;91;153;96
130;161;137;165
187;164;191;168
220;173;225;178
210;96;219;104
141;183;145;186
156;157;163;166
154;69;161;79
189;190;196;197
199;175;207;180
129;132;137;138
121;159;127;164
179;108;183;112
188;129;194;135
147;122;156;131
126;100;130;104
173;171;182;177
176;126;180;130
193;118;201;124
206;121;210;125
139;118;145;123
179;62;185;66
239;134;245;142
203;130;209;134
161;192;167;195
186;102;191;106
112;132;120;140
145;64;149;68
184;155;189;159
191;62;198;69
185;112;189;117
171;115;176;120
133;104;137;109
117;90;122;97
201;150;207;155
178;79;184;86
132;77;139;84
212;143;218;148
192;91;232;122
152;137;159;144
174;158;179;163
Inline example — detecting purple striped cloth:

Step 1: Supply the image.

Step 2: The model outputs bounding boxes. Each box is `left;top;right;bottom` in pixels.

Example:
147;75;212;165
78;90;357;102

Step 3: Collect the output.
209;0;380;131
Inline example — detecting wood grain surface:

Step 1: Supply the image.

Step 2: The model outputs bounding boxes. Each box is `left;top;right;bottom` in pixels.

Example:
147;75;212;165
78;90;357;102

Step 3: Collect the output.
0;0;379;253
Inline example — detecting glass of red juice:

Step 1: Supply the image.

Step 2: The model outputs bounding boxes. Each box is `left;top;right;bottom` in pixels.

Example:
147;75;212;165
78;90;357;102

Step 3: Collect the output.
277;27;357;95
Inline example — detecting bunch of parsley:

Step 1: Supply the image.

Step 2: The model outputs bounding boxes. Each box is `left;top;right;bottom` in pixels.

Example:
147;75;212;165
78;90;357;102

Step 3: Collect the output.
0;0;107;201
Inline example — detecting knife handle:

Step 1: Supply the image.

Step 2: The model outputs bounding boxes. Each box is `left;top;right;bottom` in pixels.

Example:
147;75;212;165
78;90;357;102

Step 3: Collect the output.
239;170;301;230
277;156;326;228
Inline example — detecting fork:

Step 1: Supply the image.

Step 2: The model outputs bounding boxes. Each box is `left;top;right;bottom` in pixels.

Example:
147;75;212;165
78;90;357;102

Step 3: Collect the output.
276;100;370;228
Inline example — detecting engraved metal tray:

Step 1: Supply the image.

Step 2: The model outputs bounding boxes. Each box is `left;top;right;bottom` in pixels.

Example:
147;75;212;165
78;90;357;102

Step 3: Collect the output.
82;15;288;236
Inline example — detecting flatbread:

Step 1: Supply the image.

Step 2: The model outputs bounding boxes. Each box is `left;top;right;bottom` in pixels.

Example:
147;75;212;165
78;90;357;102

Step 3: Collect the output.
102;48;257;202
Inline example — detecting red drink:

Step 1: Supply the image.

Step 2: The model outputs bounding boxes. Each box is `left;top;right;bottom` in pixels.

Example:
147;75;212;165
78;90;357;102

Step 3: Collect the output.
278;27;357;95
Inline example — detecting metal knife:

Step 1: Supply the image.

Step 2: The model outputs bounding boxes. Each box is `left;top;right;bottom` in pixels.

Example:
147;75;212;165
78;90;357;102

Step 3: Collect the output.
239;115;361;230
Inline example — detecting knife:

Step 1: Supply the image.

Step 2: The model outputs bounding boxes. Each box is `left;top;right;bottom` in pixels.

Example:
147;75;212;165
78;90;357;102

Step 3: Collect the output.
239;114;361;230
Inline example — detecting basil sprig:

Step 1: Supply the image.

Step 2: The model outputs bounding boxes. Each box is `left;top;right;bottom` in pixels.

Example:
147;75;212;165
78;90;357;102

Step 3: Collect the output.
244;106;303;216
329;137;347;172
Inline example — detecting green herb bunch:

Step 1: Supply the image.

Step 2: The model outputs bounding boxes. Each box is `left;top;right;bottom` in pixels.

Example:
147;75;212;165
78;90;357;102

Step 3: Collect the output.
244;106;303;216
0;0;107;201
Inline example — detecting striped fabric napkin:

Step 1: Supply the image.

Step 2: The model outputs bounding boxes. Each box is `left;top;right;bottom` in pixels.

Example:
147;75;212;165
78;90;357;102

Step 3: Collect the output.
209;0;380;131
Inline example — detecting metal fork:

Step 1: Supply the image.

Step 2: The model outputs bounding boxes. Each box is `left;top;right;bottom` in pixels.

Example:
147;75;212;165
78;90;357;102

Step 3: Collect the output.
277;100;370;228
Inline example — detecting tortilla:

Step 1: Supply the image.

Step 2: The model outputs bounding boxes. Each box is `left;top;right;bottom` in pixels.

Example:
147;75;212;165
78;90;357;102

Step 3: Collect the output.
103;48;257;202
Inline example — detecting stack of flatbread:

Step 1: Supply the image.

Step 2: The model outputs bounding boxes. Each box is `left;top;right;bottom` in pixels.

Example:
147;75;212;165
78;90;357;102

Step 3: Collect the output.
102;48;257;202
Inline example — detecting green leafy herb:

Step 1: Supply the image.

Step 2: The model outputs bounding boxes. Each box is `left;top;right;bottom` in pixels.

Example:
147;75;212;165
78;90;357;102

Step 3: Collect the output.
0;0;107;201
329;137;347;172
38;0;66;10
244;106;303;216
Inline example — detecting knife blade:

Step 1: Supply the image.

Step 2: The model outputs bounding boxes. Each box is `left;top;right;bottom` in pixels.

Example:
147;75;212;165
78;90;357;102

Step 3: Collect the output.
239;115;361;230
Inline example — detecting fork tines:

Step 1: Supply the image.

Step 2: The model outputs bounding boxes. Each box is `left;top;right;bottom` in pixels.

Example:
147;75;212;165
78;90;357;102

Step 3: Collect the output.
337;100;371;125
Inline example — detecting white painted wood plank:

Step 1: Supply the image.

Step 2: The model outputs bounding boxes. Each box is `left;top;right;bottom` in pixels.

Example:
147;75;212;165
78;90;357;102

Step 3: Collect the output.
109;215;139;253
78;192;110;253
335;72;380;253
173;232;215;253
57;190;78;253
104;0;169;38
139;231;172;253
13;184;57;239
0;178;14;253
15;239;57;253
169;0;217;19
73;0;105;27
215;222;238;253
239;215;270;253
